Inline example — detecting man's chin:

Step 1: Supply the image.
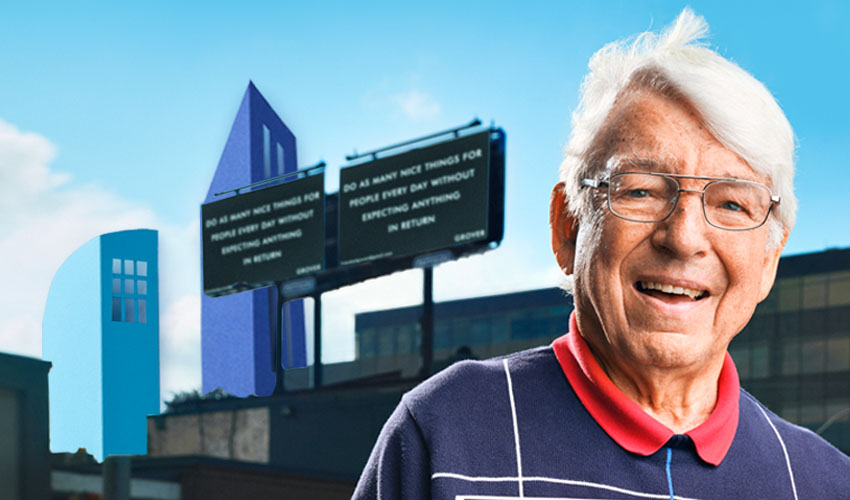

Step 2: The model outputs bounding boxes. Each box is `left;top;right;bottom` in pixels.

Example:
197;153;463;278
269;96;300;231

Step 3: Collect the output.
629;336;716;371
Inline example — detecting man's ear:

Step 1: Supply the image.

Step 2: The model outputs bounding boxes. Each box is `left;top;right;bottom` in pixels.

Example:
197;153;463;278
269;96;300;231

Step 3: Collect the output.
550;182;579;275
758;230;789;301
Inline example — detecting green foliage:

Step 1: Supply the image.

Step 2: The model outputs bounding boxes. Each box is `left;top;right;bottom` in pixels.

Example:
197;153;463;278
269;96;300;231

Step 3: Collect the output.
164;387;230;412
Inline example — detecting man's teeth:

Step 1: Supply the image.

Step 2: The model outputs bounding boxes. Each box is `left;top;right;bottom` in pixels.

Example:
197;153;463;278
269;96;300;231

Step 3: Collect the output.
640;281;705;299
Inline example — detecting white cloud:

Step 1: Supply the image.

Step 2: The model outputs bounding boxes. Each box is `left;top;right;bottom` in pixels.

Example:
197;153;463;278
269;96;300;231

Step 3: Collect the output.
361;82;443;122
433;243;563;301
321;269;424;362
159;294;201;405
156;218;202;404
0;120;67;208
0;118;201;405
393;89;442;120
0;119;156;358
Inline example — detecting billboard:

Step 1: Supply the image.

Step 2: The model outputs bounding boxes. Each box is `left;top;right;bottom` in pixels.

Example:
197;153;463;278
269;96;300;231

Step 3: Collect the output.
338;131;493;266
201;127;505;300
202;173;325;296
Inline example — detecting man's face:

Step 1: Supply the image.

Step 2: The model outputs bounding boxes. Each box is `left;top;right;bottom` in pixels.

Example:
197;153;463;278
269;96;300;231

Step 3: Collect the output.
568;90;784;374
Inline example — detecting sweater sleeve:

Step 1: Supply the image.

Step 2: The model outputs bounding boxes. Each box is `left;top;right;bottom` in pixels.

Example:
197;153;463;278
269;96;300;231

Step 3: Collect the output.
352;398;432;499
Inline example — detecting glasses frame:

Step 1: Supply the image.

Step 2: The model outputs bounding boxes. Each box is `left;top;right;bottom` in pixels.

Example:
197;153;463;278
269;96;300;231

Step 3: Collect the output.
581;171;781;231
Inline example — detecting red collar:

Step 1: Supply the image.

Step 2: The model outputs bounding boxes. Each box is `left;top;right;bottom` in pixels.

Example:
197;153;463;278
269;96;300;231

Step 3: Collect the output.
552;312;739;466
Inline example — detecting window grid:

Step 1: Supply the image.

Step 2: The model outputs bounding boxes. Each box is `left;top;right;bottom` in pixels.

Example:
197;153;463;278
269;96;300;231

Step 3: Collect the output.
111;258;149;324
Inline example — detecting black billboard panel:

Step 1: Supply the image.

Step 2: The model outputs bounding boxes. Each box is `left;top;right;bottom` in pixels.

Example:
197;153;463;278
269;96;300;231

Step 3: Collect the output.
338;131;492;266
202;173;325;296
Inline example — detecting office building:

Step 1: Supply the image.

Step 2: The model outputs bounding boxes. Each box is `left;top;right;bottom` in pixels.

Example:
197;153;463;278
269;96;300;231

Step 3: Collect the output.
42;229;160;460
202;82;307;397
729;247;850;451
354;287;573;376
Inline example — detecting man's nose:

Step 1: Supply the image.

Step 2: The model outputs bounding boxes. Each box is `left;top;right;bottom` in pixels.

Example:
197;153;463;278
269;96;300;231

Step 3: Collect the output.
651;191;711;259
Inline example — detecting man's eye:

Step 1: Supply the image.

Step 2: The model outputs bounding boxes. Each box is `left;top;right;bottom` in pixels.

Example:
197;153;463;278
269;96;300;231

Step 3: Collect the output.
628;189;650;198
721;201;742;211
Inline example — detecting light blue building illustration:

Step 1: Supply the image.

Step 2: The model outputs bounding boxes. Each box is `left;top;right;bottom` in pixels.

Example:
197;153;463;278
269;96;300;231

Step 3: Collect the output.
42;229;159;461
202;82;307;397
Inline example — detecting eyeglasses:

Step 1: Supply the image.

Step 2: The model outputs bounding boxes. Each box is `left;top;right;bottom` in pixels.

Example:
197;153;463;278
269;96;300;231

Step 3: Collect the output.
581;171;780;230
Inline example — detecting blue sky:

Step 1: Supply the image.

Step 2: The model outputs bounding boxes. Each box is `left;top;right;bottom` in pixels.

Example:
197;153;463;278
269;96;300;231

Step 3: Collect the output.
1;1;848;399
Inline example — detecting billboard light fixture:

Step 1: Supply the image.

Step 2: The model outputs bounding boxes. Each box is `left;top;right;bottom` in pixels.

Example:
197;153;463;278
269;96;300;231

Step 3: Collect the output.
345;118;482;162
413;251;454;269
213;160;327;198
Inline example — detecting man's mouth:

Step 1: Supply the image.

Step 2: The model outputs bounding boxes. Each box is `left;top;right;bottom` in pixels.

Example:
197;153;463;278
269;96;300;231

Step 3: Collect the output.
636;281;708;301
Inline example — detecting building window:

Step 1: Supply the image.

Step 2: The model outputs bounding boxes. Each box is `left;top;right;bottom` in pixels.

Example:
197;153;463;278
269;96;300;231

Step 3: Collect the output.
263;124;272;178
397;325;414;354
491;318;509;343
826;337;850;372
358;329;376;358
828;271;850;306
800;403;825;425
378;328;395;356
111;257;149;324
782;340;800;376
125;298;135;322
138;299;147;324
470;319;490;346
801;339;826;375
112;298;122;322
802;274;827;310
277;143;285;175
778;278;801;312
751;343;770;378
780;404;800;424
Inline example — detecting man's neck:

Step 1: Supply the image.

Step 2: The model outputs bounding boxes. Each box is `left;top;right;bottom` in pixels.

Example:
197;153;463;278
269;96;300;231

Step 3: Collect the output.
586;340;724;433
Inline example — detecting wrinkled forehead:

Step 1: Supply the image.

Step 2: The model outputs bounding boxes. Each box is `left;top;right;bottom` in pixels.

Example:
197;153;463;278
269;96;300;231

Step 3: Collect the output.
604;154;764;184
593;89;769;185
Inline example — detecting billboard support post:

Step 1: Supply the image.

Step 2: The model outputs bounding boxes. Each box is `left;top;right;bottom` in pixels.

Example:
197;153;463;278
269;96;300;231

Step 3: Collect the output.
419;267;434;379
273;282;286;395
313;292;323;388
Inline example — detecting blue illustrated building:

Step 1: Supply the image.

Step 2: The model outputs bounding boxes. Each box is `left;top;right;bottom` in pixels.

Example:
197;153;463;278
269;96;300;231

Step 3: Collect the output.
202;82;307;397
42;229;159;461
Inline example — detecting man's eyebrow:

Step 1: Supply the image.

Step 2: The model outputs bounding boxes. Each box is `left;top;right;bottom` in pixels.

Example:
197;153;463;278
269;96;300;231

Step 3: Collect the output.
607;154;672;173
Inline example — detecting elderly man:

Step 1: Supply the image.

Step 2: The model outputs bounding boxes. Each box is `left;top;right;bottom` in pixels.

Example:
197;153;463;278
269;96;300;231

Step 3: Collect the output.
354;9;850;499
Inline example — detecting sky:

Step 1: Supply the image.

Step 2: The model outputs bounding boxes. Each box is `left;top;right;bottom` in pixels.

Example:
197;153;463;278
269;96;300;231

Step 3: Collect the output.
1;1;848;405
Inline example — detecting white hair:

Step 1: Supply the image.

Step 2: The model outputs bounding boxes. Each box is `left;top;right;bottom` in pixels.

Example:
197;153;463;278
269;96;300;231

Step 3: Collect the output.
559;8;796;251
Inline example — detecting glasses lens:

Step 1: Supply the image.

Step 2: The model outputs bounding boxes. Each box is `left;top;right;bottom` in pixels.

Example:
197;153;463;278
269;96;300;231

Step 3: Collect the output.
608;173;677;221
703;181;772;229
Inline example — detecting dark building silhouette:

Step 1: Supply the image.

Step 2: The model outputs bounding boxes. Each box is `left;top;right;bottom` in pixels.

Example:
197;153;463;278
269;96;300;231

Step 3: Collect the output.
0;352;51;500
729;247;850;451
344;247;850;455
354;287;573;375
147;247;849;488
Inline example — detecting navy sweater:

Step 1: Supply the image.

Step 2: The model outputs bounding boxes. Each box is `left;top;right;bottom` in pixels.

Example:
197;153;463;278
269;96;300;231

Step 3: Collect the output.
353;342;850;499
